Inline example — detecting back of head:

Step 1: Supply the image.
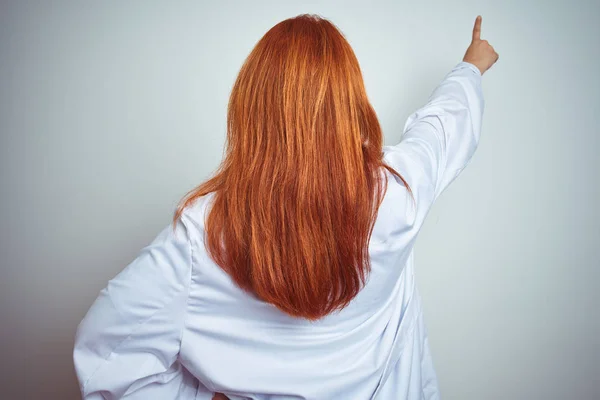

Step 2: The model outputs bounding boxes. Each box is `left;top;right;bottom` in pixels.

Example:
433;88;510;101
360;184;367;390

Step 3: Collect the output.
175;14;411;321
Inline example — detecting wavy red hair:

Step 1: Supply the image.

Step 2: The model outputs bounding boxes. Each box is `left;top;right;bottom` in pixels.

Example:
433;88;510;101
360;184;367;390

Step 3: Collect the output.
173;14;413;321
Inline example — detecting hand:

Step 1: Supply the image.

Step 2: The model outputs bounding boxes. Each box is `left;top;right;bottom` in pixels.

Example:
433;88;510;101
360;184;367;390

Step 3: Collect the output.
462;15;499;75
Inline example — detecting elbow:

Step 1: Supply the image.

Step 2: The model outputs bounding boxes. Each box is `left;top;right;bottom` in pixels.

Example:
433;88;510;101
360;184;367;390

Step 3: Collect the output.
72;342;89;397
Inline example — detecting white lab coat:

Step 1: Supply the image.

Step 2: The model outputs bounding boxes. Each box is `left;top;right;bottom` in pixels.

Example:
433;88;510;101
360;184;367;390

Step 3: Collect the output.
73;60;484;400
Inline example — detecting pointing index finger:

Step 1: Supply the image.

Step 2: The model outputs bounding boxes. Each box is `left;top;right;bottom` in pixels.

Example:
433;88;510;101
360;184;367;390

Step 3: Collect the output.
472;15;482;41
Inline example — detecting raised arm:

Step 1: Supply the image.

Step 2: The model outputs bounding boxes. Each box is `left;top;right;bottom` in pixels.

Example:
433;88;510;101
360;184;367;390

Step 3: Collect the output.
384;15;498;208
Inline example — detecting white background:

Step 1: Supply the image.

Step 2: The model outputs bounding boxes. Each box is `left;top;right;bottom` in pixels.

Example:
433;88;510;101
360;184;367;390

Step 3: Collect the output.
1;1;598;399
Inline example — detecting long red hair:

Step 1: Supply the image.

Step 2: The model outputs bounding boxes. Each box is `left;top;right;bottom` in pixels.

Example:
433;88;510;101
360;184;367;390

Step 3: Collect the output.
173;14;413;321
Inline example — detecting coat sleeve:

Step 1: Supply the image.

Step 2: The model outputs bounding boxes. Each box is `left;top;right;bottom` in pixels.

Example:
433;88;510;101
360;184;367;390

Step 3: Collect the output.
383;61;485;208
73;216;194;399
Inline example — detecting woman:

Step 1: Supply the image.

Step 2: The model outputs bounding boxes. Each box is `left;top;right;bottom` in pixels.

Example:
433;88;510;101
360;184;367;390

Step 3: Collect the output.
73;13;498;400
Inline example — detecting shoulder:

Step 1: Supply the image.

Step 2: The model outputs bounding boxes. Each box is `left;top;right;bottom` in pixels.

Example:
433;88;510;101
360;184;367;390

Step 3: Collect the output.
382;145;434;193
176;192;217;246
381;144;437;226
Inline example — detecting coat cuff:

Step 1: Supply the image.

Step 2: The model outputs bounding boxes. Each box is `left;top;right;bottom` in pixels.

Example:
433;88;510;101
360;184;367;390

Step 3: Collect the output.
455;61;482;76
